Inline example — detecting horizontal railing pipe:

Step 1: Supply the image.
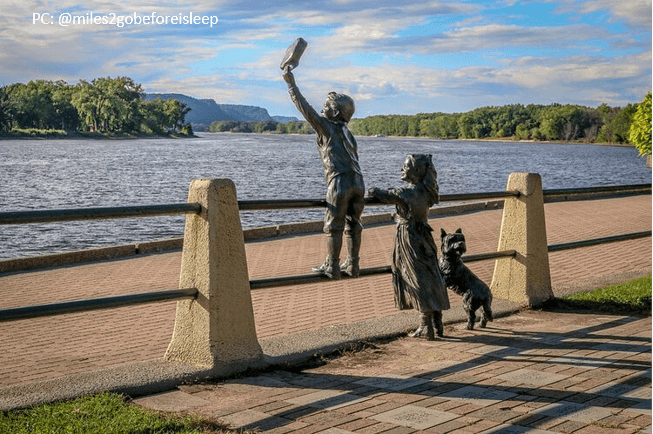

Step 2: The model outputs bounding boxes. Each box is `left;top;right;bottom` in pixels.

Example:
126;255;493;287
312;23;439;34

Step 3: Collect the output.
249;249;517;290
439;191;520;202
237;183;650;211
238;198;327;210
548;231;652;252
2;184;647;222
0;288;198;322
0;203;202;225
238;184;649;211
543;183;651;197
238;191;520;210
464;250;518;262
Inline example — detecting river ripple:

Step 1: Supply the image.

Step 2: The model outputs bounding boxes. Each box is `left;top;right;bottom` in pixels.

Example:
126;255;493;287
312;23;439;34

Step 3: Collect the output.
0;132;650;259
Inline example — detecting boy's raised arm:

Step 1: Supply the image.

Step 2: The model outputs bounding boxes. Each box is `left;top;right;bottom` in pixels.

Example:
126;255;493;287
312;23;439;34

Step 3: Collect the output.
283;67;327;135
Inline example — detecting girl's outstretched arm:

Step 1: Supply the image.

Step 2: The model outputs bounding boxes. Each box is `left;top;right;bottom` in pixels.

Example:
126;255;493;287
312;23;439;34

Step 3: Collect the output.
367;187;407;207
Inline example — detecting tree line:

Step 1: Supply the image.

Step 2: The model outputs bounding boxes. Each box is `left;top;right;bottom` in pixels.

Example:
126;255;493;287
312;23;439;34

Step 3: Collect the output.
208;119;314;134
206;97;648;148
0;77;193;136
2;77;647;149
348;100;646;144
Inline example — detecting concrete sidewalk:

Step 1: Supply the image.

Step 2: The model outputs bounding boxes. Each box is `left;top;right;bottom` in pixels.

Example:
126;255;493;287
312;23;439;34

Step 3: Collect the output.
0;195;650;412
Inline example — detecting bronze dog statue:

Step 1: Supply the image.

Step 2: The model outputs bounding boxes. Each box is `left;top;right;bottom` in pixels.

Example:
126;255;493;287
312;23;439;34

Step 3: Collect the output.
439;228;493;330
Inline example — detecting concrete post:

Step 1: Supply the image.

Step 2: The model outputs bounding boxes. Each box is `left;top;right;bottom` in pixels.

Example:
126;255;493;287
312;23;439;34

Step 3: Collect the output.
490;173;554;306
165;179;263;369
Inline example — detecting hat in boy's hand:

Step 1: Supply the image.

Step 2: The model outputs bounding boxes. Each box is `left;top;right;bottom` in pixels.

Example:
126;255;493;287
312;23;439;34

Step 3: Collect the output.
280;37;308;71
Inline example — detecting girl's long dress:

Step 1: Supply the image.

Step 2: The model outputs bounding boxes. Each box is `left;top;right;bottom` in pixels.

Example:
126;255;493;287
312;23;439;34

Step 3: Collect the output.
385;187;450;312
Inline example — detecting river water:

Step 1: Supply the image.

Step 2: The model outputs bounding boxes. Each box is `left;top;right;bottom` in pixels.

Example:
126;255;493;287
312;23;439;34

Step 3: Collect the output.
1;133;650;259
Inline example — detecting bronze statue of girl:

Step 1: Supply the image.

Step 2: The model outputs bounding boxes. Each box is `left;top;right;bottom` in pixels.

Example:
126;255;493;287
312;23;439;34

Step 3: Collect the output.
368;154;450;340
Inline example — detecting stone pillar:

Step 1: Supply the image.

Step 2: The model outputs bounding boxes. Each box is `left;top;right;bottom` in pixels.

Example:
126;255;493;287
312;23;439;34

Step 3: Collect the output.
490;173;553;306
165;179;263;369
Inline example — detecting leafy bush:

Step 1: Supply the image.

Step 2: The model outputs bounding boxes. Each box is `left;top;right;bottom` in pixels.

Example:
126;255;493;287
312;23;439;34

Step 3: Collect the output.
628;92;652;156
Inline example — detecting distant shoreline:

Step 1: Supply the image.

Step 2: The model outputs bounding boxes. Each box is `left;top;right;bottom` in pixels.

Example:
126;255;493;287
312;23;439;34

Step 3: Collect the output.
0;131;196;140
0;129;636;149
203;130;636;148
408;136;634;148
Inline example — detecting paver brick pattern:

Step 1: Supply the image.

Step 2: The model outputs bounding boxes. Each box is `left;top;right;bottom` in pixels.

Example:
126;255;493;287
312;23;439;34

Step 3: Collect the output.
133;309;651;433
0;196;650;387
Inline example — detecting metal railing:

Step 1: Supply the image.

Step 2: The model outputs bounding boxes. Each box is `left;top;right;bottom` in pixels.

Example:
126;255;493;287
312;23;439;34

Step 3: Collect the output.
249;249;518;289
0;190;519;225
0;288;197;321
542;183;650;197
237;190;520;210
0;182;650;322
548;231;652;252
2;184;648;224
0;203;202;225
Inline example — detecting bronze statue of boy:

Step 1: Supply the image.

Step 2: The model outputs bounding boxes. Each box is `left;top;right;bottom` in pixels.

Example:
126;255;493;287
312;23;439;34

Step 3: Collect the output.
281;38;364;279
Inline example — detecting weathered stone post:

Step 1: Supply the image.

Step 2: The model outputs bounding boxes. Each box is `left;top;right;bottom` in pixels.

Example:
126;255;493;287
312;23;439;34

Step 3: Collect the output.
490;173;554;306
165;179;263;369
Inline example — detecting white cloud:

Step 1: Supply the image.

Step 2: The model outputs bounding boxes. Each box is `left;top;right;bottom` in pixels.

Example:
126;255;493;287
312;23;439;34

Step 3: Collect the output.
553;0;652;30
0;0;649;115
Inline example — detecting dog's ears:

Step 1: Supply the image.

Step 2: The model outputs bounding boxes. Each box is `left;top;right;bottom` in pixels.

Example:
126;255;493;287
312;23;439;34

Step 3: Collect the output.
455;228;462;234
440;228;447;238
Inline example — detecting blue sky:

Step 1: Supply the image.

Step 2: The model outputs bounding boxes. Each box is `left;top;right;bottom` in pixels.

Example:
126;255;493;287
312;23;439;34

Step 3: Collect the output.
1;0;650;118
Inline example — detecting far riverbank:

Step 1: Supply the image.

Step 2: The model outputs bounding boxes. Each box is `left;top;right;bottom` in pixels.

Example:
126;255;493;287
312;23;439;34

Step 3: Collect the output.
0;130;195;140
368;133;637;148
199;130;641;149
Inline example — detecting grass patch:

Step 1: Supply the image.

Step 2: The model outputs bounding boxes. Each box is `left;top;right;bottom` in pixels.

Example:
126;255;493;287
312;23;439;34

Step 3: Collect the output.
544;276;652;315
1;128;68;138
0;392;232;433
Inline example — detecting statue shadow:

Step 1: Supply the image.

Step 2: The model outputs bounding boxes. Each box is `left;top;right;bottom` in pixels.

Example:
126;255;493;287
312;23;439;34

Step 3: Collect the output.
212;315;651;432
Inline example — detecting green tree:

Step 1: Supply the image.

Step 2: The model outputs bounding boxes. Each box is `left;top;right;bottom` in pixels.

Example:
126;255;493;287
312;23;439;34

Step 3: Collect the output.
162;99;191;132
515;123;530;140
0;86;10;132
611;104;637;144
628;92;652;156
596;103;636;144
419;119;438;138
254;120;279;133
538;104;600;141
1;76;189;136
139;98;167;134
5;82;51;129
4;80;79;130
420;114;460;138
50;80;79;130
71;80;103;132
209;120;238;132
457;112;476;139
596;103;619;143
71;77;143;133
275;122;287;134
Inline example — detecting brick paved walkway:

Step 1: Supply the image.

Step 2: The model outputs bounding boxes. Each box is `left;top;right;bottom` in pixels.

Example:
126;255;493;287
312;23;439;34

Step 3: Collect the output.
134;309;651;434
0;196;650;389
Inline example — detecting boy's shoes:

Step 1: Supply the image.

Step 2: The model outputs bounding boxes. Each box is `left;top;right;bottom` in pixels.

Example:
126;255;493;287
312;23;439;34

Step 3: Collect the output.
340;258;360;278
312;260;341;279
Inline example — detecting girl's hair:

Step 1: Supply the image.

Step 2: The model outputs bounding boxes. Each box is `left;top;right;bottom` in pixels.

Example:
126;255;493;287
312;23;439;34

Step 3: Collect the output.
408;154;439;207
